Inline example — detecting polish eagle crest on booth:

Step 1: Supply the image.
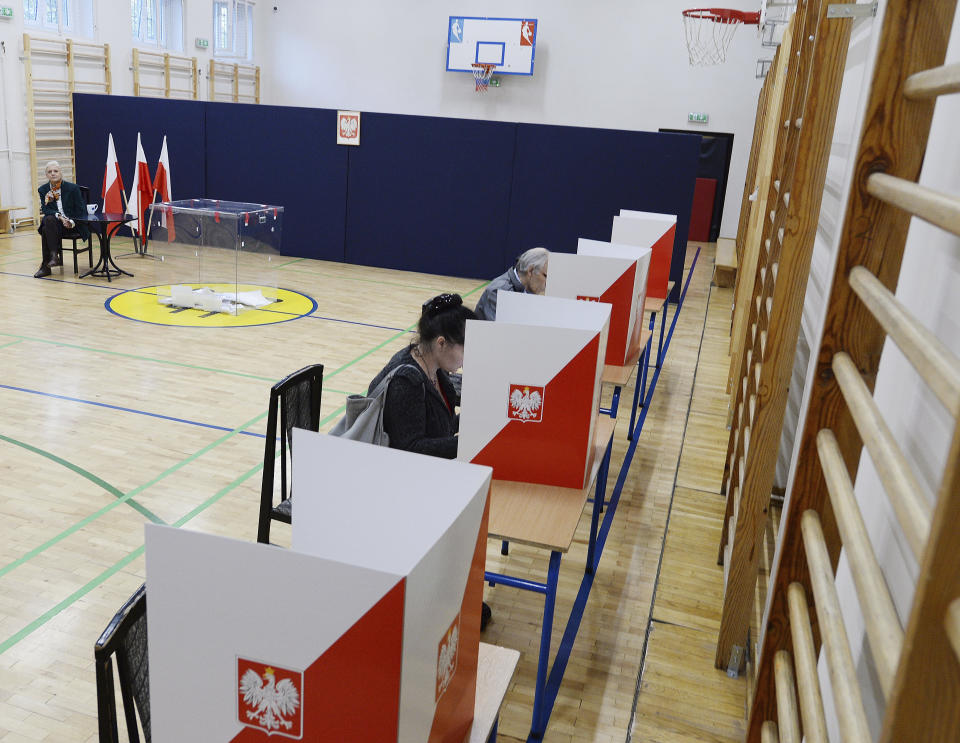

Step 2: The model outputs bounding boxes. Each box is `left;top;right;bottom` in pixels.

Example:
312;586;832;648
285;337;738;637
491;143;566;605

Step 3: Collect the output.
508;384;544;422
237;658;303;738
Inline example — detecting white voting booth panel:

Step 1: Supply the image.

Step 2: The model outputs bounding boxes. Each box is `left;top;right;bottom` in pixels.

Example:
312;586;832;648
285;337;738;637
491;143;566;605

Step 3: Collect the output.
546;239;652;366
458;293;610;489
610;210;677;300
146;433;492;743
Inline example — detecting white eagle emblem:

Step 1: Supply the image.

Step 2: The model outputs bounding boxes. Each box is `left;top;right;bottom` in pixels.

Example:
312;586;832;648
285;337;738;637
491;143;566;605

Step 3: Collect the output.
239;666;301;733
436;619;460;701
339;116;358;138
508;384;544;422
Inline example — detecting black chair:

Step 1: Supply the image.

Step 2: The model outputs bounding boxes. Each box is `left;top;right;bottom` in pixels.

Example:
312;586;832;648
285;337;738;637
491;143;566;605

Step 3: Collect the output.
60;185;93;274
94;584;150;743
257;364;324;544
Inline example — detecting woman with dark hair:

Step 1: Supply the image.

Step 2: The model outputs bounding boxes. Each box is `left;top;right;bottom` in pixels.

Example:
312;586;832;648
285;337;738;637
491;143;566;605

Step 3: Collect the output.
368;293;475;459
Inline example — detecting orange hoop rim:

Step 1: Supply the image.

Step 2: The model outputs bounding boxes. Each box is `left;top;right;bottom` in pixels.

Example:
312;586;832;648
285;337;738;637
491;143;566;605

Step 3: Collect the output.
682;7;761;24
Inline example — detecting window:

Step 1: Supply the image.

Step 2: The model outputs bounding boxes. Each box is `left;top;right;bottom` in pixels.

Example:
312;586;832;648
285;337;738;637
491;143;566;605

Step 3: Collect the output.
24;0;93;36
24;0;71;31
132;0;184;52
213;0;254;61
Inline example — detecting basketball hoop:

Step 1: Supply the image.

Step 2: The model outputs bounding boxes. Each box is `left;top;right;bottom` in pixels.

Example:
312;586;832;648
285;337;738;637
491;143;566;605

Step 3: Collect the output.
682;8;761;66
471;63;497;93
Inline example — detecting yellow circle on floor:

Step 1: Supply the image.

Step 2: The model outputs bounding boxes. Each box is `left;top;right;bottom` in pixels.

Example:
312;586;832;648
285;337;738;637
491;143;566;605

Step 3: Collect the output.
106;284;317;327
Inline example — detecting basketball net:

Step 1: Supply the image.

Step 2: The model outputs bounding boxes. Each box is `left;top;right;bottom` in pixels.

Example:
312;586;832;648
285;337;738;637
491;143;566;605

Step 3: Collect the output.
682;8;761;66
471;63;497;93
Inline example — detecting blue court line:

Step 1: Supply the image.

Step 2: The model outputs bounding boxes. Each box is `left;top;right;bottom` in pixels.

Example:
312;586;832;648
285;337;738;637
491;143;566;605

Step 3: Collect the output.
0;383;266;439
0;269;119;290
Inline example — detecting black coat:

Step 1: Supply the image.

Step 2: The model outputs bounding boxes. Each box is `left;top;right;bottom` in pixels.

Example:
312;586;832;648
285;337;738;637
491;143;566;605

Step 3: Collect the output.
368;346;460;459
37;180;89;239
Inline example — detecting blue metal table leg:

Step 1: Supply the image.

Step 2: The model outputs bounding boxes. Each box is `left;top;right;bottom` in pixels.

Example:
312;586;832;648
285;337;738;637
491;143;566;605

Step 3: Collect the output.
586;437;612;574
501;540;509;556
626;343;645;441
488;717;498;742
530;551;562;739
656;301;668;369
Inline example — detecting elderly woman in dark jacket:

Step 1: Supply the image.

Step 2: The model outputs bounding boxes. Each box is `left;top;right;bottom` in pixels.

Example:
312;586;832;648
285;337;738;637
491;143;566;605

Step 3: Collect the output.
368;293;475;459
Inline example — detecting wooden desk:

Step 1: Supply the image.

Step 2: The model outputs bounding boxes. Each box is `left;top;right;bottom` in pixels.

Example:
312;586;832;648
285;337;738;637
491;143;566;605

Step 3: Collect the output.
488;415;618;551
484;416;617;738
469;642;521;743
0;206;26;233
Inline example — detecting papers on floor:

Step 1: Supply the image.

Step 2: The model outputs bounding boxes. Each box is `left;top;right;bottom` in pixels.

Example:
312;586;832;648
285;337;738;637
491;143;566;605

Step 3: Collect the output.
159;285;275;313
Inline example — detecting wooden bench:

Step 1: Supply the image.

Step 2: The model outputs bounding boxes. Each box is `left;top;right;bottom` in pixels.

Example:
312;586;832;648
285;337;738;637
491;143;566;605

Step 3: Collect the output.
714;237;737;287
0;206;27;234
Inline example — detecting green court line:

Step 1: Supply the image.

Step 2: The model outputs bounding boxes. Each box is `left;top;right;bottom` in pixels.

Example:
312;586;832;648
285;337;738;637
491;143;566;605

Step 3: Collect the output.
0;340;23;350
0;434;164;524
274;257;305;268
0;278;487;632
278;264;477;293
0;409;268;582
0;332;280;383
0;400;351;656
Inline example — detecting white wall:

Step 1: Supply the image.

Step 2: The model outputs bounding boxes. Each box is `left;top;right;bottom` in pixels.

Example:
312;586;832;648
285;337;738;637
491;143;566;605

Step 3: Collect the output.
0;0;270;216
771;1;960;738
259;1;769;239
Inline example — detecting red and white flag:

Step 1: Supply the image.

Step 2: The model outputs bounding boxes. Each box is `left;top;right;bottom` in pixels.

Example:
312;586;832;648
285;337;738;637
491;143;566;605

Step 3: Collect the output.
126;132;154;246
152;135;175;240
101;133;125;214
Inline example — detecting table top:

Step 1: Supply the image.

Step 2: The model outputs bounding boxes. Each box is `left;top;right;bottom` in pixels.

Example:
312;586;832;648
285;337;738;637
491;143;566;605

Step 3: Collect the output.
644;281;676;312
74;212;135;224
487;415;618;552
601;327;653;386
469;642;521;743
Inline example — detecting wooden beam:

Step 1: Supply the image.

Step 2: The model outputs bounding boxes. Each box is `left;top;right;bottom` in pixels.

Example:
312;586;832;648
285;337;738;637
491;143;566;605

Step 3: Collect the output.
746;0;959;736
716;0;854;672
881;414;960;740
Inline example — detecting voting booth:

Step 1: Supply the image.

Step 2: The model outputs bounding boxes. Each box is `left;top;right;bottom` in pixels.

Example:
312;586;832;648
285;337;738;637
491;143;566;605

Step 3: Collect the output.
546;238;652;367
458;293;610;489
610;209;677;300
145;433;492;743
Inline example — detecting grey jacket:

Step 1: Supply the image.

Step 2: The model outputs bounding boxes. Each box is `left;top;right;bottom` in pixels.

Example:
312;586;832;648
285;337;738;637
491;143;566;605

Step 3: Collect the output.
473;267;525;321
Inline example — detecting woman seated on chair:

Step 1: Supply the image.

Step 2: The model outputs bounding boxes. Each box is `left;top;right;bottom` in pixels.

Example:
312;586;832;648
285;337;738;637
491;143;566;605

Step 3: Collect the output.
368;293;475;459
34;161;88;278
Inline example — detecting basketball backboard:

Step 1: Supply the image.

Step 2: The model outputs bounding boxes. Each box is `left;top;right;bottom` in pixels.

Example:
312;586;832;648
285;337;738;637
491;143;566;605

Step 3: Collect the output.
446;16;537;75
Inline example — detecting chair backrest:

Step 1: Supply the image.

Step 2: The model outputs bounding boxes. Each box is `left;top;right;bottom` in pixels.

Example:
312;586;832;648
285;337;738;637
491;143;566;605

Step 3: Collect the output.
261;364;324;506
95;584;150;743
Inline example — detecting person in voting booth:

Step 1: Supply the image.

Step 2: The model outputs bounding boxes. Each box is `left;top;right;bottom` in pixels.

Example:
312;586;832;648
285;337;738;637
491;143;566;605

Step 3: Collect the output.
473;246;550;321
368;293;475;459
34;161;88;278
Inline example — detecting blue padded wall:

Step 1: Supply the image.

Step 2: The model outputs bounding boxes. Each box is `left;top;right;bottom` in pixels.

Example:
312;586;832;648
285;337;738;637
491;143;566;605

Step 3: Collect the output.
73;94;699;290
507;125;700;300
204;103;347;262
344;111;516;279
73;94;206;213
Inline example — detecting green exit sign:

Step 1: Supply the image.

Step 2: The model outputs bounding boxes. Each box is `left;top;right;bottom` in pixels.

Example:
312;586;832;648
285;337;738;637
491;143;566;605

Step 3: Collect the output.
688;112;709;124
0;6;15;18
195;37;210;48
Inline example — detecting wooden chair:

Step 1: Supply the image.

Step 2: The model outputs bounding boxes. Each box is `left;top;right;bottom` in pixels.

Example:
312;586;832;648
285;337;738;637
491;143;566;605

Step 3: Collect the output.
59;185;93;274
94;584;150;743
257;364;324;544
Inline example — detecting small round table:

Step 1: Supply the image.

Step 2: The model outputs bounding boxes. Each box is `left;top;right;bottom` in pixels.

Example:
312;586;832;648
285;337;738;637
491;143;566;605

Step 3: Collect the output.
77;213;136;282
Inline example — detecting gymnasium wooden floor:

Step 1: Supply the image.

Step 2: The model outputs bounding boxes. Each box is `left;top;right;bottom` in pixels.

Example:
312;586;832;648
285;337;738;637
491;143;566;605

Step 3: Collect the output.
0;231;742;742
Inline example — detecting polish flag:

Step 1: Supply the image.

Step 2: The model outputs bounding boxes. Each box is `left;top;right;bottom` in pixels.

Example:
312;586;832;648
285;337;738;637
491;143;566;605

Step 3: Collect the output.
152;135;174;240
101;133;125;214
126;133;154;247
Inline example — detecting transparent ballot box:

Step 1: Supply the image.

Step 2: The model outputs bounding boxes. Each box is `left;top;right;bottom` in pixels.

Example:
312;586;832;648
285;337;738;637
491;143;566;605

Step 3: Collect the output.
150;200;283;314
